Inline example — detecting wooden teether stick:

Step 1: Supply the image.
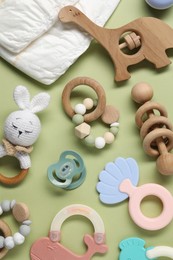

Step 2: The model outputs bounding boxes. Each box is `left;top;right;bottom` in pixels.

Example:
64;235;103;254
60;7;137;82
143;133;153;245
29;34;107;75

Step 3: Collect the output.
131;82;173;175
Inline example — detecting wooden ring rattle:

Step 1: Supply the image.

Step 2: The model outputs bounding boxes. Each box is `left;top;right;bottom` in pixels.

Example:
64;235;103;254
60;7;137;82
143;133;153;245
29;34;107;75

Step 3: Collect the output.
97;157;173;230
131;82;173;175
62;77;106;123
0;200;31;259
30;204;108;260
0;169;29;186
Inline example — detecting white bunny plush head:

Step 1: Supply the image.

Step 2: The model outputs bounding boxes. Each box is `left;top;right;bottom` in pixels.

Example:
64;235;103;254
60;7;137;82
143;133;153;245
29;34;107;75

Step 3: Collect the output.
4;86;50;147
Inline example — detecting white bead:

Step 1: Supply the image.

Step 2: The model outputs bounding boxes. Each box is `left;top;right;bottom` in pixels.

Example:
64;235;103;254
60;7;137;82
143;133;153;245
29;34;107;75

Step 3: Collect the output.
83;98;94;110
0;236;4;248
74;104;86;115
110;122;120;127
4;236;15;249
95;137;106;149
104;132;115;144
10;200;16;209
0;206;3;215
13;232;25;245
1;200;11;212
19;225;31;236
22;220;32;226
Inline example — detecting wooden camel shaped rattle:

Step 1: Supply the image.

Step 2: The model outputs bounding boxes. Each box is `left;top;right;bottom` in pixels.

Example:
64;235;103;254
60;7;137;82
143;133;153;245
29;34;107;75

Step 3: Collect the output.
59;6;173;82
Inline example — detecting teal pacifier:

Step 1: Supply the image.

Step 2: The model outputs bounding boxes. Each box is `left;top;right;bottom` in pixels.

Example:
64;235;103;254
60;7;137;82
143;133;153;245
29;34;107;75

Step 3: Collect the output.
47;150;86;190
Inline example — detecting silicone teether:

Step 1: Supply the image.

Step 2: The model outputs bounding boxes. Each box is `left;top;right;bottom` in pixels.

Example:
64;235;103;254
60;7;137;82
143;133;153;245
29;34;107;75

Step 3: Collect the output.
47;150;86;190
30;204;108;260
96;157;173;230
145;0;173;9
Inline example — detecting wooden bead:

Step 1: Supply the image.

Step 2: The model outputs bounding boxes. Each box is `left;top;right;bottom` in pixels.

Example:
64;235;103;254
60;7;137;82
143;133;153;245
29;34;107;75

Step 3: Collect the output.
104;132;115;144
156;154;173;175
131;82;153;104
101;105;119;124
0;220;12;259
83;98;94;110
75;122;91;139
12;203;29;222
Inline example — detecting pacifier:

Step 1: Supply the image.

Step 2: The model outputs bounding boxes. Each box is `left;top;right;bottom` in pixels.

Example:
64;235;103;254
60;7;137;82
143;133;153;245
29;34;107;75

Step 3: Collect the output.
96;157;173;230
47;150;86;189
30;204;108;260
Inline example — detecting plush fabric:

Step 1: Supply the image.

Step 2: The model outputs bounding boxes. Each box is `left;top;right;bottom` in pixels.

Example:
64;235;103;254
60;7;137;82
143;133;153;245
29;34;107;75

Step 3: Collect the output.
0;0;120;85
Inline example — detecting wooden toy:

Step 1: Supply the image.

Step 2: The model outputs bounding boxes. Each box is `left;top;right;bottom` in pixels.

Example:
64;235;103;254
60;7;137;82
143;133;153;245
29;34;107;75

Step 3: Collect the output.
0;200;31;259
62;77;119;149
59;6;173;82
146;0;173;9
30;204;108;260
97;157;173;231
131;82;173;175
47;150;86;190
0;85;50;186
119;237;173;259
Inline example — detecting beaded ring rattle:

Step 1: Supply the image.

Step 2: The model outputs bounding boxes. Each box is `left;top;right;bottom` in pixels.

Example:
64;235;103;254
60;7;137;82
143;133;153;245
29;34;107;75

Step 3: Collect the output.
0;85;50;185
47;150;86;190
96;157;173;231
0;200;31;259
131;82;173;175
62;77;119;149
119;237;173;259
30;204;108;260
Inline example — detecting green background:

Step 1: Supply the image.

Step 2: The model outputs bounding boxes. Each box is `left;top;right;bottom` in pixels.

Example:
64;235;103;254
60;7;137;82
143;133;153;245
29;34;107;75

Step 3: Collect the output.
1;0;173;259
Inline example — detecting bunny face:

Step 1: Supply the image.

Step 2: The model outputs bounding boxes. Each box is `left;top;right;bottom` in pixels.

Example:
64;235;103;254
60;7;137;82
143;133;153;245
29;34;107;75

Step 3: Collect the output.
4;110;41;146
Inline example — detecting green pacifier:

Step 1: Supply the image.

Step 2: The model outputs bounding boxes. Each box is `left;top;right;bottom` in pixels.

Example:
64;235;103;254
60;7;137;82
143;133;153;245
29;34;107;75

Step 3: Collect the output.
47;151;86;190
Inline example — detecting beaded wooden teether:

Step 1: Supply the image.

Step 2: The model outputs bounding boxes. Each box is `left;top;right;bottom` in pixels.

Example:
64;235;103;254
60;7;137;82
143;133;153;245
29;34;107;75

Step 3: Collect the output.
0;200;31;259
59;6;173;82
62;77;120;149
131;82;173;175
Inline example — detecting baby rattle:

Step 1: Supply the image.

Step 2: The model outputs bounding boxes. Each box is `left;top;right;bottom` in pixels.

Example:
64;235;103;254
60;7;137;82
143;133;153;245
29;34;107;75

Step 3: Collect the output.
145;0;173;9
0;199;31;259
0;85;50;185
131;82;173;175
119;237;173;259
59;6;173;82
30;204;108;260
96;157;173;231
47;150;86;190
62;77;119;149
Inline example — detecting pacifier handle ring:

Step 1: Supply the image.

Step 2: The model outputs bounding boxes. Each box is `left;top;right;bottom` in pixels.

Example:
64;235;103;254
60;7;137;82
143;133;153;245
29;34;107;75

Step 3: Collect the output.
146;246;173;259
62;77;106;123
49;204;105;244
128;183;173;230
60;150;85;173
0;169;29;186
0;220;12;259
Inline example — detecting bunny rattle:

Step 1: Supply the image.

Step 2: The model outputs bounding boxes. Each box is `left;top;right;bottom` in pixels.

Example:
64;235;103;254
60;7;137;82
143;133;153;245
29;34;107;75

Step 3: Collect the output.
0;86;50;185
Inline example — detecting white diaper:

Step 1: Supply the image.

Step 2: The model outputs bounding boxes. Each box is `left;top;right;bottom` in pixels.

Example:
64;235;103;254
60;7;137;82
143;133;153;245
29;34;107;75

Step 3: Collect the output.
0;0;120;85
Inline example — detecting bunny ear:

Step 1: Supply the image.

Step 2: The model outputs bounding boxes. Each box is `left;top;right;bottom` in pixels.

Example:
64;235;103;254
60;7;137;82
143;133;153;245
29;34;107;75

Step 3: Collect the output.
30;93;50;113
13;85;30;110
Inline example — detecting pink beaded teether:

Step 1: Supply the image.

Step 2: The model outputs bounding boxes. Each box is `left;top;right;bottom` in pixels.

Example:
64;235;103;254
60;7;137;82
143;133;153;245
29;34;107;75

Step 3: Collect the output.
97;157;173;231
131;82;173;175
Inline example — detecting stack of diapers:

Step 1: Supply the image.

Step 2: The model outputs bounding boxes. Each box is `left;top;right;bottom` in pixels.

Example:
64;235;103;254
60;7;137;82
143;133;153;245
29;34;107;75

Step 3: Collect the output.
0;0;120;85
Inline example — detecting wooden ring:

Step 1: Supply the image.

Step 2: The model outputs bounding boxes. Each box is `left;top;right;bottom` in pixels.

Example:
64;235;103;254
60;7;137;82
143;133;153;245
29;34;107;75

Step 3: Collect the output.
0;220;12;259
135;101;168;128
0;169;29;186
140;116;173;140
62;77;106;123
143;128;173;156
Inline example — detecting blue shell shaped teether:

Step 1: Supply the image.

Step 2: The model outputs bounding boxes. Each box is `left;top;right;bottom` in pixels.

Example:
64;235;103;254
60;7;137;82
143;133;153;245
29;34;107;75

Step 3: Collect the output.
96;157;139;204
119;238;155;260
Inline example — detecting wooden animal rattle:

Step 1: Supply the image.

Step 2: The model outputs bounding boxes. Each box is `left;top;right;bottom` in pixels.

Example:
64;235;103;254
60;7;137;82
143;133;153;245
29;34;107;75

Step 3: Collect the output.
0;86;50;185
62;77;119;149
145;0;173;9
0;200;31;259
59;6;173;82
131;82;173;175
30;204;108;260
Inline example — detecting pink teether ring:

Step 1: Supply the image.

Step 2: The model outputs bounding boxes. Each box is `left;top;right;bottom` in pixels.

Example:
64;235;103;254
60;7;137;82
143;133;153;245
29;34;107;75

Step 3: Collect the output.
96;157;173;231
